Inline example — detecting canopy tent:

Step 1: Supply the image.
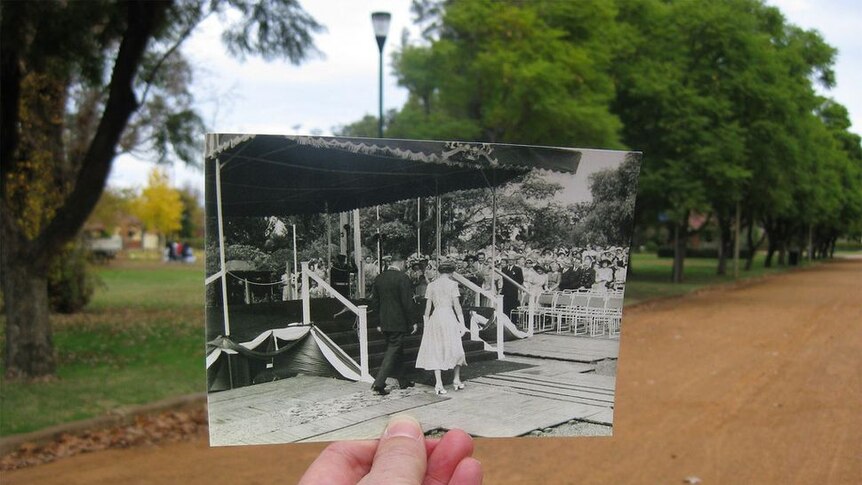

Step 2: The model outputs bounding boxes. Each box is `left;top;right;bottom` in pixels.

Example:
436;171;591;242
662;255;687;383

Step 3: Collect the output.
204;134;581;217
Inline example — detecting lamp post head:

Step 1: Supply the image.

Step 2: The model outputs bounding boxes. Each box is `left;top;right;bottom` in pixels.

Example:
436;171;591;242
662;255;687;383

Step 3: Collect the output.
371;11;391;51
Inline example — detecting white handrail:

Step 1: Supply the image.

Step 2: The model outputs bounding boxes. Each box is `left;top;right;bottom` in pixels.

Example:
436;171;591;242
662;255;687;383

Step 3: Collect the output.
450;273;494;345
451;272;508;358
451;272;497;304
302;262;371;382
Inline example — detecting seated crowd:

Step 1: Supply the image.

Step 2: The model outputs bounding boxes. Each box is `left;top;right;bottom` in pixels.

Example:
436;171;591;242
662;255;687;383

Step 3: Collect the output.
285;245;629;306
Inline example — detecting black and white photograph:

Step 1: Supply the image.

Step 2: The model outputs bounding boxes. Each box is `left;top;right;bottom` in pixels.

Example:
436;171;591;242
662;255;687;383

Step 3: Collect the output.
205;134;641;445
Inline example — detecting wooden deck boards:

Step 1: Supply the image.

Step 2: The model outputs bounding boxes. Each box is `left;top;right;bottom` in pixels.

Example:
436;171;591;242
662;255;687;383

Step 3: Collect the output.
503;334;619;362
208;336;618;443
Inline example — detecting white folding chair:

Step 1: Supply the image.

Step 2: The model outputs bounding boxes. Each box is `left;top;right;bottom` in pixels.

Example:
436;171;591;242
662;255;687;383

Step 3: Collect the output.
605;297;623;338
555;293;588;335
546;292;572;333
587;295;608;337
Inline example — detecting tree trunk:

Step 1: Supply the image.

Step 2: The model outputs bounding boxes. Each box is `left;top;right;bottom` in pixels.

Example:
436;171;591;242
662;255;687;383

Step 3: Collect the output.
672;220;686;283
745;219;756;270
716;214;732;275
1;243;55;378
765;240;776;268
0;1;169;379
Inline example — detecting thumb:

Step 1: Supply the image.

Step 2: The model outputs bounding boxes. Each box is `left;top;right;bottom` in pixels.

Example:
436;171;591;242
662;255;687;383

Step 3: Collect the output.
360;415;427;485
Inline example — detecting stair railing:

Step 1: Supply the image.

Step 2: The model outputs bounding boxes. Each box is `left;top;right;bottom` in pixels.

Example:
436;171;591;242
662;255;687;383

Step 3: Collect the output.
451;272;507;358
494;269;537;337
302;262;371;382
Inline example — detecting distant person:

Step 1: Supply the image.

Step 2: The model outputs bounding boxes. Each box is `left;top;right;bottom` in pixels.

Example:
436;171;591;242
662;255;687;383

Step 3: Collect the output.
546;261;561;291
525;264;548;298
424;260;438;284
558;258;578;291
181;242;194;263
409;262;428;302
415;260;467;395
166;240;176;261
612;259;627;291
579;259;597;290
594;259;614;290
520;258;537;304
501;254;524;320
363;255;379;296
330;254;353;297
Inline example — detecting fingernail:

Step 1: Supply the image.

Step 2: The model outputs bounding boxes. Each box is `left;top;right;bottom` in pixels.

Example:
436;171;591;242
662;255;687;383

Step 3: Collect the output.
383;415;422;440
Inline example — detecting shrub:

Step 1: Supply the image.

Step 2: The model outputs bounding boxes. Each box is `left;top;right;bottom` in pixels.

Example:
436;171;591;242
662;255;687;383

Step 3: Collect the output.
48;242;101;313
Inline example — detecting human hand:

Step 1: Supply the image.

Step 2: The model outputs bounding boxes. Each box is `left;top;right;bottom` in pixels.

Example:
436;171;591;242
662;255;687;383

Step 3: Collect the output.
298;415;482;485
377;327;382;333
411;324;419;335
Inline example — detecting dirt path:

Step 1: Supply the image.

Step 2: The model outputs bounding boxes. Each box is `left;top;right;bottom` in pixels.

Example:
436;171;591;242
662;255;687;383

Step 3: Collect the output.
6;259;861;484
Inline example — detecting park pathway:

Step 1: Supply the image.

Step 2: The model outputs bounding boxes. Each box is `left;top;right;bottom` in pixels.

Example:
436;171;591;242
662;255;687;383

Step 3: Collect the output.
5;258;861;484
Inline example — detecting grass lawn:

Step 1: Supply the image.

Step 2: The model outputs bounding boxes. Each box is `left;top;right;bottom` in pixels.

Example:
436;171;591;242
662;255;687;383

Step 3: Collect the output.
0;260;204;436
623;252;805;305
0;251;818;436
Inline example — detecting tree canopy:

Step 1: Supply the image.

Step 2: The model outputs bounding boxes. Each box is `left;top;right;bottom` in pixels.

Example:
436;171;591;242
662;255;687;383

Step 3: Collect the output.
0;0;323;378
352;0;861;281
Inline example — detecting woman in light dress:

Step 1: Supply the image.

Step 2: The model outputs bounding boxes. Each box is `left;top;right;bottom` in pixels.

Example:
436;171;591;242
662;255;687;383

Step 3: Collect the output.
593;259;615;291
415;261;468;395
546;261;561;291
524;264;549;298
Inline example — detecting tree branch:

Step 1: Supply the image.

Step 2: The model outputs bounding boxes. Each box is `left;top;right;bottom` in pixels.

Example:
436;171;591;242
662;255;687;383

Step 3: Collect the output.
34;1;171;263
138;5;211;107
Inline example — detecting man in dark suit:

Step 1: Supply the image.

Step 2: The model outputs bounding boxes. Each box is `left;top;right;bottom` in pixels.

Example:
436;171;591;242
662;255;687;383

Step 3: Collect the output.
500;254;524;322
558;258;578;291
576;260;596;290
369;256;417;395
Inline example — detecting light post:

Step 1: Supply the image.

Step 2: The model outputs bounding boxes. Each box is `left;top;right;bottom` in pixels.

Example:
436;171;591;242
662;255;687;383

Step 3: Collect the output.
371;11;391;271
371;11;391;138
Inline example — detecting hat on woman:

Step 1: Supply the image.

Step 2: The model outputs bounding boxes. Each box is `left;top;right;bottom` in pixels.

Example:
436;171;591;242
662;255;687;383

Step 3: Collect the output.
438;260;457;274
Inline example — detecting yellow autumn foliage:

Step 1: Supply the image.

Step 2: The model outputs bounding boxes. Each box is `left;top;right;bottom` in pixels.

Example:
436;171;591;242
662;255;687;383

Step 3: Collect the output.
132;168;183;236
5;72;69;240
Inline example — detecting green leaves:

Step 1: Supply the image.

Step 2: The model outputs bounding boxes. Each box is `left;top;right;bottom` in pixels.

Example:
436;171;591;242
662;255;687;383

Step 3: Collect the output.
389;0;622;147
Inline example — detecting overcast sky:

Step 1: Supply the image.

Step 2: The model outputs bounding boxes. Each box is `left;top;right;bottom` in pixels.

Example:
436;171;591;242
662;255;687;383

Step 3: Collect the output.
108;0;862;193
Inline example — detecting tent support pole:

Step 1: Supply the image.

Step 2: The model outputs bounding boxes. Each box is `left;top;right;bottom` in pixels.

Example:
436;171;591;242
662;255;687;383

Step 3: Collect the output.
215;159;231;337
417;197;421;256
292;223;298;287
301;262;310;325
435;180;441;264
215;158;233;389
492;177;504;359
376;206;381;273
339;212;348;254
353;209;363;298
326;203;332;271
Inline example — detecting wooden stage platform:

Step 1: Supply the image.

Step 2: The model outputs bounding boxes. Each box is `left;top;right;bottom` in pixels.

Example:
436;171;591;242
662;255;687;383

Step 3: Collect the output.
208;334;618;444
502;334;619;362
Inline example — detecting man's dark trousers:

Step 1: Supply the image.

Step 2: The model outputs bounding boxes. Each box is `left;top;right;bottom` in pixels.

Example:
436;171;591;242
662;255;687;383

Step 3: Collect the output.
373;331;406;389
